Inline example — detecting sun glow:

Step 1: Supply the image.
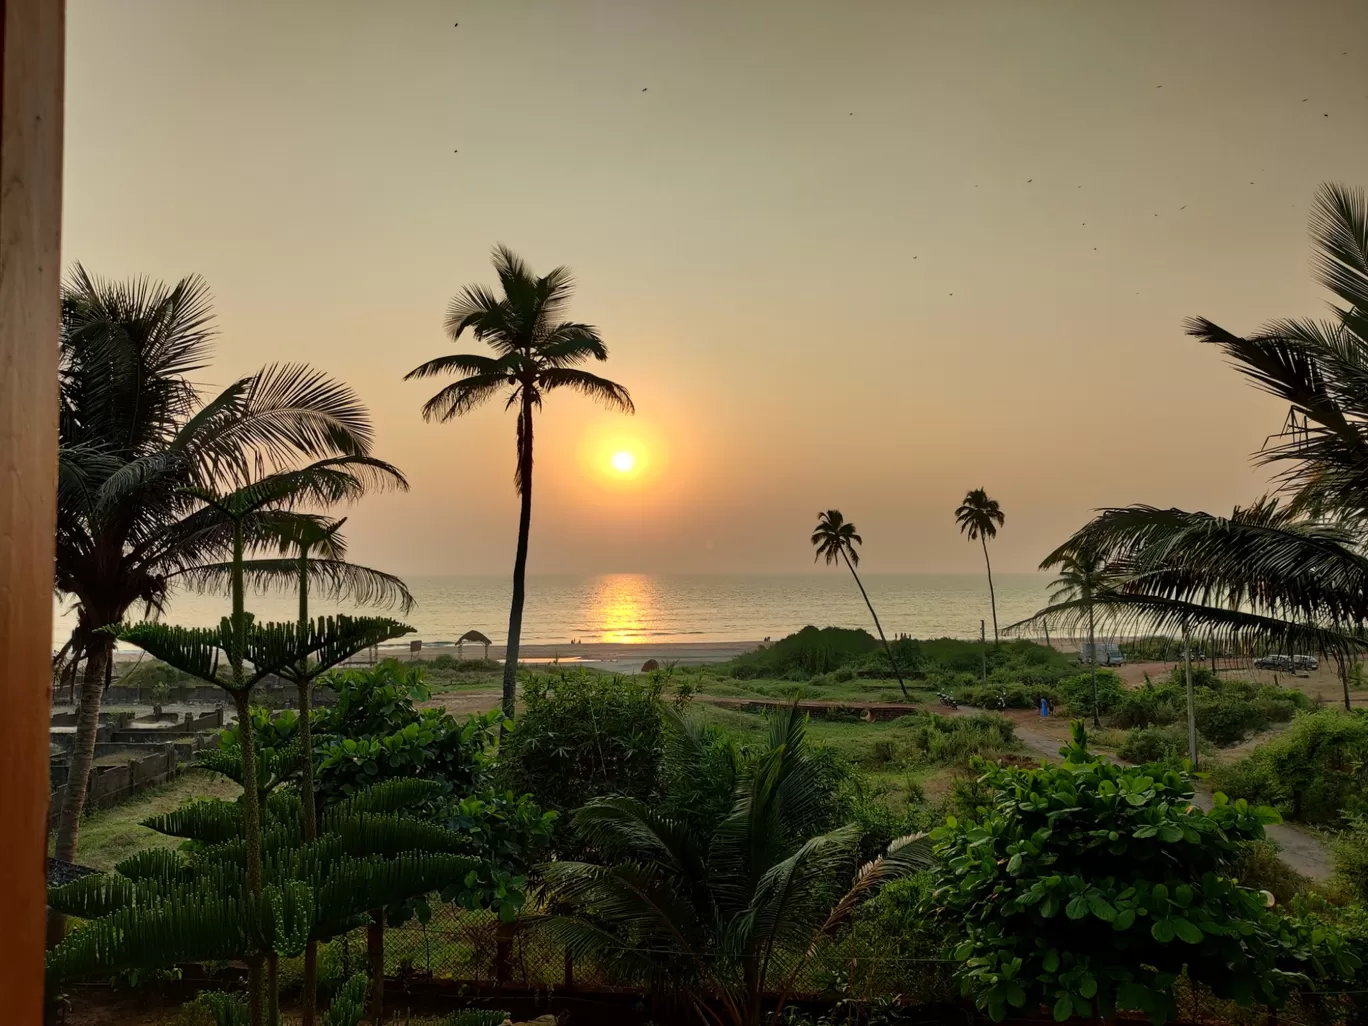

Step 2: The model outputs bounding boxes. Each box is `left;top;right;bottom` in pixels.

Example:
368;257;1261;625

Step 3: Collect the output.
611;450;636;473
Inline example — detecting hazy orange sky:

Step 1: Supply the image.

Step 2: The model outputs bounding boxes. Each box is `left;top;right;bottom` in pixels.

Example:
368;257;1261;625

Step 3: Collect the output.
63;0;1368;577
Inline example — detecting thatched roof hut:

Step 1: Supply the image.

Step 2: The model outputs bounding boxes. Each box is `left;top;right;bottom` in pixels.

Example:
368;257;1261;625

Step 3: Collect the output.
458;630;492;659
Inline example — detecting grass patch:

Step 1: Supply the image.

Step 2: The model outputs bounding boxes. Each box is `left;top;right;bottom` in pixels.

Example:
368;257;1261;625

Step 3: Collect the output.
54;768;238;870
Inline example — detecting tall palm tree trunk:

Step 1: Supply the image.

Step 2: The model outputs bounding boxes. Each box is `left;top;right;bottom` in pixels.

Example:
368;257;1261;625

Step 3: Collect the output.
49;640;111;946
501;402;534;719
980;536;999;644
229;520;266;1026
1087;600;1100;728
840;550;908;699
296;546;321;1026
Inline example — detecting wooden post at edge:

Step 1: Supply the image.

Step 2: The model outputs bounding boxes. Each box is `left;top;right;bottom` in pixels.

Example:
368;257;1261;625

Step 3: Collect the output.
0;0;66;1019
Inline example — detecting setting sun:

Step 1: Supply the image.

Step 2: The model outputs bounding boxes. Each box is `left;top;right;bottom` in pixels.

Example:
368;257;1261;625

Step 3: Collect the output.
611;451;636;473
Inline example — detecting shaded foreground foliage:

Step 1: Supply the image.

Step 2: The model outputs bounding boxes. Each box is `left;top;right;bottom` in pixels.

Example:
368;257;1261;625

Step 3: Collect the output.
538;705;933;1026
928;722;1360;1023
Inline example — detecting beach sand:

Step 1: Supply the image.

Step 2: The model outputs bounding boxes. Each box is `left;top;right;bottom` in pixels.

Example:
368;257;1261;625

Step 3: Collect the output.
109;638;763;674
387;638;762;674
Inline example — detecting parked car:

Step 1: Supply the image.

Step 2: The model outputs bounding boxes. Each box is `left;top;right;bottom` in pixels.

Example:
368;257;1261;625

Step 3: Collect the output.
1254;654;1318;672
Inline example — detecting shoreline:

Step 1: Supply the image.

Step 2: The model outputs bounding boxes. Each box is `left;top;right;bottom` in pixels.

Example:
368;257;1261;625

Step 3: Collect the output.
109;638;766;673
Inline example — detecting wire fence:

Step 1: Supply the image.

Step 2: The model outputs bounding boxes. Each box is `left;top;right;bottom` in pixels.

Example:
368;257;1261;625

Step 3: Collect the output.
319;906;1363;1026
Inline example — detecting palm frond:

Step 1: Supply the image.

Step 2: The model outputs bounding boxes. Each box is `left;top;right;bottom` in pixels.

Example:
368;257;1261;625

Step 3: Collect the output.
403;352;509;382
537;367;635;413
172;558;414;613
1310;182;1368;314
418;373;510;422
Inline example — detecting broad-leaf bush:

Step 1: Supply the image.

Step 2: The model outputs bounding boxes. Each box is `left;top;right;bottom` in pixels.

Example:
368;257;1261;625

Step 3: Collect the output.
926;722;1357;1023
1210;709;1368;824
496;669;665;823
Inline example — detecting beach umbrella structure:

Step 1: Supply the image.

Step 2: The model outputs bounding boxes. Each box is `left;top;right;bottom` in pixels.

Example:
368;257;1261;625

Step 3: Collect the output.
458;629;492;660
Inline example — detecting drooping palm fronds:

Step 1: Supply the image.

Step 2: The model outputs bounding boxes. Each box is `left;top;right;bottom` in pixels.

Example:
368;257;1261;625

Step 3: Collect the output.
406;245;633;716
538;705;931;1026
53;269;396;877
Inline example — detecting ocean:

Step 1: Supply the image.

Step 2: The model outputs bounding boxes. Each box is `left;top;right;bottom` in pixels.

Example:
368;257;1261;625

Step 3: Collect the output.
53;573;1055;651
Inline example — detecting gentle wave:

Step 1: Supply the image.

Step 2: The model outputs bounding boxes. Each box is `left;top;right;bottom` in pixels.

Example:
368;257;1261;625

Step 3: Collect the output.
53;572;1055;650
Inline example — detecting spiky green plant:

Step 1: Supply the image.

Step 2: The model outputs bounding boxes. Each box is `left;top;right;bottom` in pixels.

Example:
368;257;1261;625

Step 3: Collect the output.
103;456;412;1026
46;778;478;1026
538;705;932;1026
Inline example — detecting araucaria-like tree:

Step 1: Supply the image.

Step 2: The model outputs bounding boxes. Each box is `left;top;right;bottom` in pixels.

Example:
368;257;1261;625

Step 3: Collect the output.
811;510;907;698
955;488;1005;643
406;246;634;717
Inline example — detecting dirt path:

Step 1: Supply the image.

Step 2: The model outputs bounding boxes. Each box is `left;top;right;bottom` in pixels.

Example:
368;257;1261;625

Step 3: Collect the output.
420;689;503;717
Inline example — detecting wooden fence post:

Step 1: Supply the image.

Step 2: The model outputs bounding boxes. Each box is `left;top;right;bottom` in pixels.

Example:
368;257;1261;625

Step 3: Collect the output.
494;921;515;985
0;0;66;1020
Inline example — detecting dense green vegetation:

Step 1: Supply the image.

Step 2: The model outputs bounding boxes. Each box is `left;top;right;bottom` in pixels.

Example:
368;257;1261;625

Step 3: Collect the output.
1211;709;1368;825
929;723;1359;1023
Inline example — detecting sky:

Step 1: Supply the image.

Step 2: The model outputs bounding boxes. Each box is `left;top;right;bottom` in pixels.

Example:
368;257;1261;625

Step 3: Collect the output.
62;0;1368;577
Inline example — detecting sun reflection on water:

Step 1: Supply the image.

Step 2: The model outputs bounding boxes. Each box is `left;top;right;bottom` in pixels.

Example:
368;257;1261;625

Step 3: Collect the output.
587;574;655;643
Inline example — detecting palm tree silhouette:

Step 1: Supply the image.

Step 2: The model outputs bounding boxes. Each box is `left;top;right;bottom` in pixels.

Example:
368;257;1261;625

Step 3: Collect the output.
52;268;380;880
406;246;633;717
955;488;1006;643
1043;545;1111;728
811;510;907;699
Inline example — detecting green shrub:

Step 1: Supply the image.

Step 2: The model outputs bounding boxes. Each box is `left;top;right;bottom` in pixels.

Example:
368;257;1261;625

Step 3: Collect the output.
1194;694;1269;747
1057;669;1126;716
1232;839;1308;906
951;682;1056;710
1117;725;1213;766
926;721;1357;1022
906;712;1016;766
496;669;665;824
729;626;877;677
1332;815;1368;904
832;666;856;683
119;659;197;692
1210;709;1368;824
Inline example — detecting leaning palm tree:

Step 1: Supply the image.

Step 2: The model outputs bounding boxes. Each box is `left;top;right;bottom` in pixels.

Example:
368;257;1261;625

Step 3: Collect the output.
539;706;931;1026
405;246;634;717
811;510;907;699
955;488;1006;643
52;268;379;884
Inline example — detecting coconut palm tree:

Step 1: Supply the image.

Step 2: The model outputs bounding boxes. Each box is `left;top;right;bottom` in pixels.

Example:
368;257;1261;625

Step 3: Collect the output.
539;706;932;1026
405;246;634;718
955;488;1006;643
810;510;907;699
52;268;379;881
1037;544;1112;728
1009;184;1368;713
